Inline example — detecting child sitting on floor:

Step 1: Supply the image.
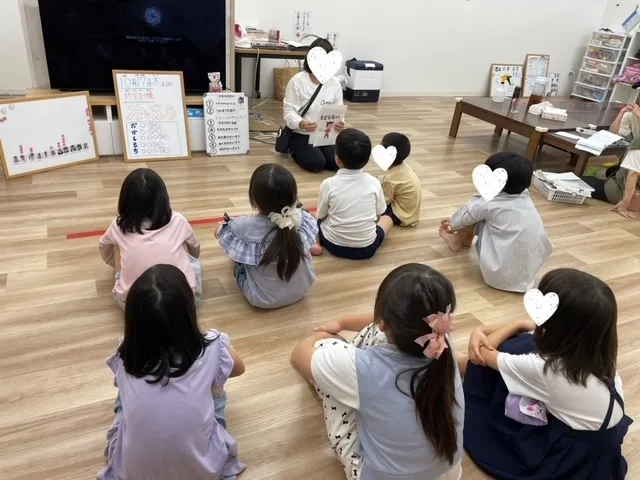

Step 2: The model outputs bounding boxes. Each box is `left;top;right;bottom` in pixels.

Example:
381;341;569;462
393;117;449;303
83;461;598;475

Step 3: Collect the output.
439;152;553;293
98;168;202;308
315;128;393;260
216;163;318;309
291;263;464;480
460;268;631;480
379;132;422;227
98;264;246;480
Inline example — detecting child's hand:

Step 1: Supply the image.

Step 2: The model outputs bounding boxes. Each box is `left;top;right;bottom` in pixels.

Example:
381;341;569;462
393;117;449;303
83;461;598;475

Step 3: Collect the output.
468;327;494;366
215;223;224;239
314;319;343;335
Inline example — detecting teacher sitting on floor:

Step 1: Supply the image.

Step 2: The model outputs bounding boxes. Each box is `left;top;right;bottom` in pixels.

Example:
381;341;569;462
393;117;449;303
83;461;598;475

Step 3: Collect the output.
582;104;640;219
283;37;345;173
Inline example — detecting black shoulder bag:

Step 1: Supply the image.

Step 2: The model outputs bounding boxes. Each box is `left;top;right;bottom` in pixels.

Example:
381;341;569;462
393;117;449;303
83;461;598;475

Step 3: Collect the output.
275;84;323;154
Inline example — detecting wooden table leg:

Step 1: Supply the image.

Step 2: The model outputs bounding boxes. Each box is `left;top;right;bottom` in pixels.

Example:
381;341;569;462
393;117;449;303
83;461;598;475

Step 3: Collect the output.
494;125;503;136
569;153;579;166
448;100;464;138
525;129;543;161
572;152;590;176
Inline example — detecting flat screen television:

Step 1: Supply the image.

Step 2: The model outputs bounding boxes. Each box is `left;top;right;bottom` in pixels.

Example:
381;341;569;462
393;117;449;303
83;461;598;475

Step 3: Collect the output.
38;0;227;93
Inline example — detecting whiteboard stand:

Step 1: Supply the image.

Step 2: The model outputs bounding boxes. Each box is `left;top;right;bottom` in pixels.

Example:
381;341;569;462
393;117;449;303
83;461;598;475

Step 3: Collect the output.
203;93;250;156
113;70;191;163
0;92;99;179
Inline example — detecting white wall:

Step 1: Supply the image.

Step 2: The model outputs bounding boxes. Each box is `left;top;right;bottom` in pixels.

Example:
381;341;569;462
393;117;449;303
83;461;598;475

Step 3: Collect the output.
600;0;639;31
236;0;608;96
0;0;35;93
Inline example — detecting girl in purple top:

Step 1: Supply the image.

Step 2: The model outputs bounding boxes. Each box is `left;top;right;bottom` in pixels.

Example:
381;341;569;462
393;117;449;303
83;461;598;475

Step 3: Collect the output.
97;264;247;480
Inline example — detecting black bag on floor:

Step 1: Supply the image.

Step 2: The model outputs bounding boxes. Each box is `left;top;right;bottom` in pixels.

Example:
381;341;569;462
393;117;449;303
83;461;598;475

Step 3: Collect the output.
275;84;322;154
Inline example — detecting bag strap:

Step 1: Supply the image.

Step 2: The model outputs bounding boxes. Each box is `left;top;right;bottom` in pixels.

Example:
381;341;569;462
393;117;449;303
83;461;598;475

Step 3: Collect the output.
298;84;323;118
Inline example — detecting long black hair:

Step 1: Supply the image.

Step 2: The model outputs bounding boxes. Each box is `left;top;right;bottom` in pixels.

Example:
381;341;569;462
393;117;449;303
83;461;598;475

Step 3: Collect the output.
116;168;172;234
374;263;459;464
534;268;618;386
249;164;304;281
118;264;212;385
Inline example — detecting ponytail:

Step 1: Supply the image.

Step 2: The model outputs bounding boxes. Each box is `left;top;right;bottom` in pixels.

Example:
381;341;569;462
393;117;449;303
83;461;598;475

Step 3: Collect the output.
260;227;304;281
396;337;458;464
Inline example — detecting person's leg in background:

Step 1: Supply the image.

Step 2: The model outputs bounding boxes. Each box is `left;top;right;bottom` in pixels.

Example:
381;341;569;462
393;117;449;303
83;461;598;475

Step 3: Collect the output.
187;254;203;305
580;176;610;203
320;145;339;172
289;133;328;173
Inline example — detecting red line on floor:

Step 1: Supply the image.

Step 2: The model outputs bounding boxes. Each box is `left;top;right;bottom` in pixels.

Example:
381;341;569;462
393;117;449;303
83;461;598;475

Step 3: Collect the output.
66;207;318;240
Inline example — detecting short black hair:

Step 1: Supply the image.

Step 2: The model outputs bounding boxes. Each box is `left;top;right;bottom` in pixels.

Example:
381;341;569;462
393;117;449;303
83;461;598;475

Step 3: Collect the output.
119;264;212;385
534;268;618;386
117;168;172;234
485;151;533;194
336;128;372;169
381;132;411;167
303;38;334;74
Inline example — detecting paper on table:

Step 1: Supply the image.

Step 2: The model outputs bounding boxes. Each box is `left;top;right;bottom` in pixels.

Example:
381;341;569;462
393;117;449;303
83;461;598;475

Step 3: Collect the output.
556;131;581;141
575;130;623;156
309;104;347;147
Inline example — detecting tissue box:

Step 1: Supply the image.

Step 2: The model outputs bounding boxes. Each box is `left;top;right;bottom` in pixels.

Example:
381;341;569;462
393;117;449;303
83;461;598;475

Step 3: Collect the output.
541;107;567;122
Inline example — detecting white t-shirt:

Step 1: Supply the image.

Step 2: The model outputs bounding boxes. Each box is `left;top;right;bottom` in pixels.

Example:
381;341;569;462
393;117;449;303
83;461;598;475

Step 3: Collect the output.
497;352;624;430
283;71;343;135
317;169;387;248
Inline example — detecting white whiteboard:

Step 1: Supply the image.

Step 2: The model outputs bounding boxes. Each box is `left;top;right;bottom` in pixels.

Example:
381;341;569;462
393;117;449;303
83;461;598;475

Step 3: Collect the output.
203;93;249;156
113;70;190;162
523;54;550;97
0;92;98;179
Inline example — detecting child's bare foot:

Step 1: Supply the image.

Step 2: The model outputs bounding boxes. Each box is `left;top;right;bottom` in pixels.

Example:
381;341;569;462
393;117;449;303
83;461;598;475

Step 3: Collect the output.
310;244;323;256
439;226;463;252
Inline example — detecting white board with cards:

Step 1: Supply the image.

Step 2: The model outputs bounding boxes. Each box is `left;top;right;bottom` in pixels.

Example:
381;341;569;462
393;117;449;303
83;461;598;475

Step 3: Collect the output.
203;93;249;156
489;64;523;97
0;92;98;179
523;54;550;97
113;70;191;162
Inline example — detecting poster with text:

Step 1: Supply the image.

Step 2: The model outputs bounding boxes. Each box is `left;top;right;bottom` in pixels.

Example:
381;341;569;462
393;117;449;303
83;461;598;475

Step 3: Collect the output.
309;105;347;147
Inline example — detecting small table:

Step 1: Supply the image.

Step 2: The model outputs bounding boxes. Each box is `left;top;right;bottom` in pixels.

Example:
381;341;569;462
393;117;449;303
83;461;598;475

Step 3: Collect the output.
539;132;628;176
234;47;308;98
448;97;624;160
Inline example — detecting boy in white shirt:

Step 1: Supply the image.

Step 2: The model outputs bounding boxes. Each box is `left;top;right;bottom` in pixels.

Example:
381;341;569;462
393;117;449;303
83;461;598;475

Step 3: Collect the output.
314;128;393;260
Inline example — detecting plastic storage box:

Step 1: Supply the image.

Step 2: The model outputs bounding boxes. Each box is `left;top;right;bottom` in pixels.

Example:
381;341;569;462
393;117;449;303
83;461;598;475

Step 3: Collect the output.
532;175;588;205
344;59;383;102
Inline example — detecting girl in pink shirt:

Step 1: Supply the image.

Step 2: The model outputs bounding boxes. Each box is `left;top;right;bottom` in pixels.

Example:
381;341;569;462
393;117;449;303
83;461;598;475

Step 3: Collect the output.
98;168;202;307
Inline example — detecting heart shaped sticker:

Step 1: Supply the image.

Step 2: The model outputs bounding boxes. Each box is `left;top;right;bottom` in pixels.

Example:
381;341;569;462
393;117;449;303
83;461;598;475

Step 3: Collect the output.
524;289;559;326
472;164;508;202
372;145;397;171
307;47;343;84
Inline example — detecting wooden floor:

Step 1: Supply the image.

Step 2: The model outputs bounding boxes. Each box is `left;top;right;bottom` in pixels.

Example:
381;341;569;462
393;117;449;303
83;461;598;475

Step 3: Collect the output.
1;97;639;480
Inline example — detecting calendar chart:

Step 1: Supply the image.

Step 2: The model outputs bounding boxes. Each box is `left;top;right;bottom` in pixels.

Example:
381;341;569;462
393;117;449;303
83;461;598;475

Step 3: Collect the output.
113;70;190;162
0;92;98;179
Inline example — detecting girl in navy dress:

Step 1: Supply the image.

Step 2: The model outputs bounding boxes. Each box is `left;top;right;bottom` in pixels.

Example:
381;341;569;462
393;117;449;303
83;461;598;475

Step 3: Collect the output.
460;268;632;480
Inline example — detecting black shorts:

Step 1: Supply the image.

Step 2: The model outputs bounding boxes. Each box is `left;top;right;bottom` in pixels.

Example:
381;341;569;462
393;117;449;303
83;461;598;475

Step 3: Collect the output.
382;204;402;226
317;219;385;260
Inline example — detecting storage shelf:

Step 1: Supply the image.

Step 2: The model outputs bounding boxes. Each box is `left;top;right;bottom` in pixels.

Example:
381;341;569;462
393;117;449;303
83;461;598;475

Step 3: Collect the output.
583;56;622;65
589;43;624;51
579;69;609;77
575;81;611;91
571;92;605;102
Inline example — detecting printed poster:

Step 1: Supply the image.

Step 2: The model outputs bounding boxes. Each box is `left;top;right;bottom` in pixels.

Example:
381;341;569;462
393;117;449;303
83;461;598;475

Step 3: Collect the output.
309;105;347;147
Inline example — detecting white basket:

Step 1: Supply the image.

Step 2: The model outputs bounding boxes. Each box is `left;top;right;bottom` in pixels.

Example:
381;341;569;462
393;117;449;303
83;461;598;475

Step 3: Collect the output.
532;175;589;204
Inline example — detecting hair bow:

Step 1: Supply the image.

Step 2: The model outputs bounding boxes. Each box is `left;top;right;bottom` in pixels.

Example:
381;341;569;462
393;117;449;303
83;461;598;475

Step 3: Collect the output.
414;304;453;359
268;205;301;230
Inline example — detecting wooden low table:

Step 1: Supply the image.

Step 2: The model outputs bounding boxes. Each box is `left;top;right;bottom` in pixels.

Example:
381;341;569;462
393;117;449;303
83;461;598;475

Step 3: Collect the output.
539;132;628;176
448;97;624;160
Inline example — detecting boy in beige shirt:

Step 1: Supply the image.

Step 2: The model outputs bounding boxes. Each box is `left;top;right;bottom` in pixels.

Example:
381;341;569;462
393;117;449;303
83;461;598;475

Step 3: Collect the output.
380;133;422;226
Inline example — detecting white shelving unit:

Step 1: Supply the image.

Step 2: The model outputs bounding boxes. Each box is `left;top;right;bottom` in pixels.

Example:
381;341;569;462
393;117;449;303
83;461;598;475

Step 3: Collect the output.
572;31;630;103
611;29;640;104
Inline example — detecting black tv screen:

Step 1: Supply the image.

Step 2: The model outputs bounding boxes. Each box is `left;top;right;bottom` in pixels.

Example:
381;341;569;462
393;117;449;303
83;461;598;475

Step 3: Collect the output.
38;0;227;93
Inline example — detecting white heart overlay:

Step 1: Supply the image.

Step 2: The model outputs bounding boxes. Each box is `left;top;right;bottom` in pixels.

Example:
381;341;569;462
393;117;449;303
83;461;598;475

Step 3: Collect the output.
524;289;559;326
307;47;343;84
472;165;508;202
372;145;397;171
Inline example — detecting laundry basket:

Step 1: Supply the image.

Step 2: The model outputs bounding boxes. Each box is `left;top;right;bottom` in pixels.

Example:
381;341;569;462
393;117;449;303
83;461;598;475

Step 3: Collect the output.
532;174;589;205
